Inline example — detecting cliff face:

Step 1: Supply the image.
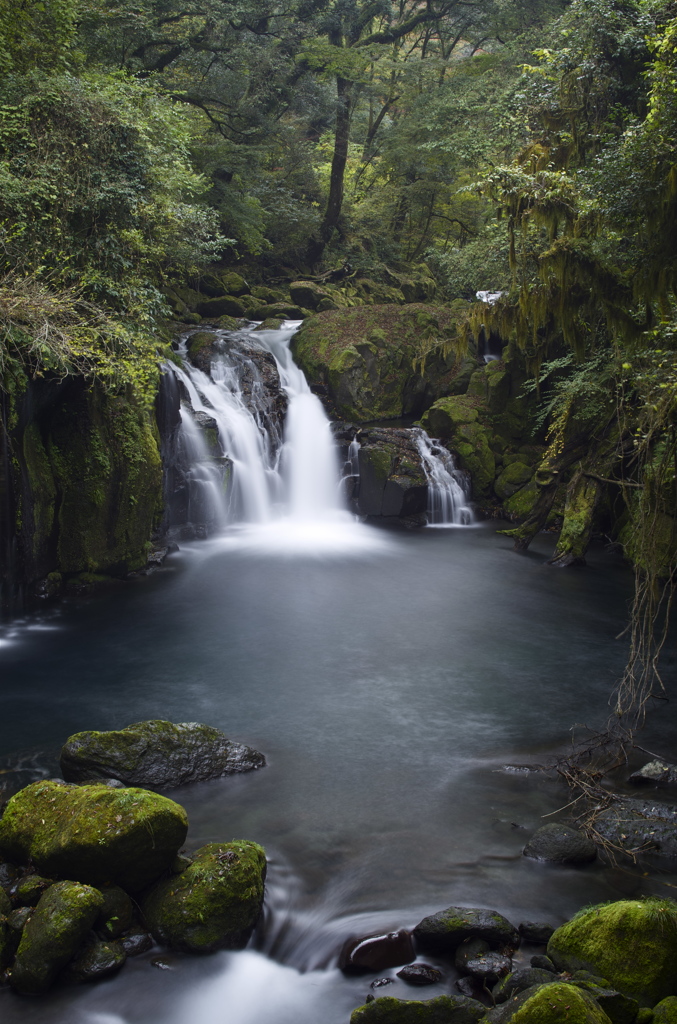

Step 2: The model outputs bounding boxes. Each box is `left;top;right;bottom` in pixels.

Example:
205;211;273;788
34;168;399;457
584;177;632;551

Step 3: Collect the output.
0;375;163;611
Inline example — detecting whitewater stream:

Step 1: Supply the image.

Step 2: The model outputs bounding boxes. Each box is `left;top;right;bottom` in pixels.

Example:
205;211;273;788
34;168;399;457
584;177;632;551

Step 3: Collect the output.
0;323;675;1024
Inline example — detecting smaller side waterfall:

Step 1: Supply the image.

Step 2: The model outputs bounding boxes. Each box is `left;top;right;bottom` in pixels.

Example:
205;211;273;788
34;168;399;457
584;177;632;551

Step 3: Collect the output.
414;429;474;526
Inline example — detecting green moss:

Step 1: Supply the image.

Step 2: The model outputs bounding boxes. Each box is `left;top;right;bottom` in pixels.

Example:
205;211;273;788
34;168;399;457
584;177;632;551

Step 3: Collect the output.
11;880;104;994
0;915;15;970
21;422;57;569
351;995;484;1024
508;983;614;1023
141;841;266;953
653;997;677;1023
548;900;677;1006
420;397;479;436
495;462;533;501
221;272;249;296
0;780;188;892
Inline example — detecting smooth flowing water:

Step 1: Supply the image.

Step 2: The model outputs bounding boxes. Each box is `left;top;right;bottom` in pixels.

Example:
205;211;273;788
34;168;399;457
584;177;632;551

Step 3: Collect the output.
0;327;675;1024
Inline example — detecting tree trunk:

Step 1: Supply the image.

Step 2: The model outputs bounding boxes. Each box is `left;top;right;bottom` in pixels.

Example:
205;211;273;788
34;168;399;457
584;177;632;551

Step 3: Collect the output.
308;76;352;267
548;469;603;566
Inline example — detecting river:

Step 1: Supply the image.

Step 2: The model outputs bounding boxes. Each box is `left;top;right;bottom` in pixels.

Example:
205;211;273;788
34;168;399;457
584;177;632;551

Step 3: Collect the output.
0;326;675;1023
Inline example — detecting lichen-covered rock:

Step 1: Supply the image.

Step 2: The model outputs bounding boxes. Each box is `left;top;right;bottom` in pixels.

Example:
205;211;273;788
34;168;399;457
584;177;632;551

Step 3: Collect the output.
292;305;466;421
10;880;104;994
0;780;188;892
339;929;414;973
354;428;428;521
654;997;677;1023
495;982;614;1023
414;906;519;954
61;936;126;984
523;824;597;865
9;874;54;907
350;994;485;1024
495;462;533;501
95;884;134;940
629;760;677;786
60;720;266;788
547;899;677;1006
141;841;266;953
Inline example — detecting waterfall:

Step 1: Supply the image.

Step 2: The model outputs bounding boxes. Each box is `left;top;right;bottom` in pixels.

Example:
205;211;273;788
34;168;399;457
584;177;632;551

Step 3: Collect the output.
166;322;387;554
414;429;474;526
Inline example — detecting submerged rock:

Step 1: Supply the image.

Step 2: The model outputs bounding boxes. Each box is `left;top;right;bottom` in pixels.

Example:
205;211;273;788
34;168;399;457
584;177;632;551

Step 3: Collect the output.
60;720;266;788
629;760;677;786
523;823;597;865
141;841;266;953
350;994;485;1024
339;929;415;973
0;780;188;891
547;898;677;1005
593;798;677;857
413;906;520;954
396;963;443;986
10;880;104;994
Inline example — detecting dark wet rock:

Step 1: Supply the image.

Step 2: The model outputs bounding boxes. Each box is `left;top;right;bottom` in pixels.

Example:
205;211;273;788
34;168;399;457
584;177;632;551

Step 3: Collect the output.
455;937;490;970
0;863;18;889
248;302;306;321
456;977;480;999
594;798;677;857
234;341;288;431
151;957;174;970
519;921;555;944
493;967;559;1003
574;982;640;1024
530;954;557;972
339;929;415;973
187;331;221;372
9;906;32;932
172;854;193;873
141;841;266;953
413;906;520;954
60;720;266;789
396;963;443;986
465;952;512;984
195;295;246;320
547;898;677;1005
120;929;153;957
629;760;677;786
0;887;10;916
0;913;18;970
62;937;126;984
146;548;169;568
0;780;188;892
9;874;54;907
350;994;486;1024
94;885;134;940
353;428;428;522
523;823;597;865
11;881;104;994
370;977;395;989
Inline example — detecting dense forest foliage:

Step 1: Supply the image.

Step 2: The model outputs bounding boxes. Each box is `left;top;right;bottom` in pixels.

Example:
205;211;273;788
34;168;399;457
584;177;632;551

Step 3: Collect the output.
1;0;677;729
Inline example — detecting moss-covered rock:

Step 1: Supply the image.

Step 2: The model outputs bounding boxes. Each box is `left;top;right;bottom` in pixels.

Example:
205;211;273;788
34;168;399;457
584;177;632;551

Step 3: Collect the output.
60;719;266;787
291;305;466;421
420;396;479;434
253;318;284;331
220;272;250;296
94;884;134;940
413;906;519;954
547;900;677;1006
499;982;614;1023
141;840;266;953
355;428;428;521
195;295;246;320
250;285;289;304
0;914;16;969
187;331;221;372
654;997;677;1023
493;967;557;1003
495;462;533;501
9;874;54;907
0;780;188;892
250;302;306;321
350;995;485;1024
10;880;104;994
289;281;331;310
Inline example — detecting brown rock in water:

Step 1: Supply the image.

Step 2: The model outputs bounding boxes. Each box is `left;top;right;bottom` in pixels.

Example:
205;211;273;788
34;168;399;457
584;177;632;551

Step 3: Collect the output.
339;929;415;973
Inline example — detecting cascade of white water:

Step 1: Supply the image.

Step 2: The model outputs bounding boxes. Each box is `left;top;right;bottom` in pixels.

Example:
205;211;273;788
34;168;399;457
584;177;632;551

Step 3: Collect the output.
414;428;474;526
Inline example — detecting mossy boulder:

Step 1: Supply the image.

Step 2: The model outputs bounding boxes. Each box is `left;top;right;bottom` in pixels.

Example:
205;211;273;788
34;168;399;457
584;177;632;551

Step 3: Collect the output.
420;396;479;435
289;281;331;310
495;463;533;501
413;906;520;954
220;271;250;296
0;780;188;892
493;967;558;1003
250;285;289;304
60;720;266;788
187;331;221;372
350;995;485;1024
250;302;306;321
496;982;615;1024
216;314;241;330
292;305;465;421
654;997;677;1022
10;880;104;994
355;428;428;520
9;874;54;907
195;295;246;320
547;900;677;1006
253;318;285;331
141;841;266;953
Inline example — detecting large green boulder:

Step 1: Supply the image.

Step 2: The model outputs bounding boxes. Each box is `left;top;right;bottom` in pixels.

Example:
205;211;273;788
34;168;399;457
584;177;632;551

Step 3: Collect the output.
351;995;485;1024
289;281;331;310
654;997;677;1023
10;880;104;994
221;271;250;296
60;719;266;788
413;906;519;953
0;780;188;892
547;900;677;1006
141;841;266;953
291;305;465;421
498;982;614;1023
494;462;532;502
195;295;246;320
